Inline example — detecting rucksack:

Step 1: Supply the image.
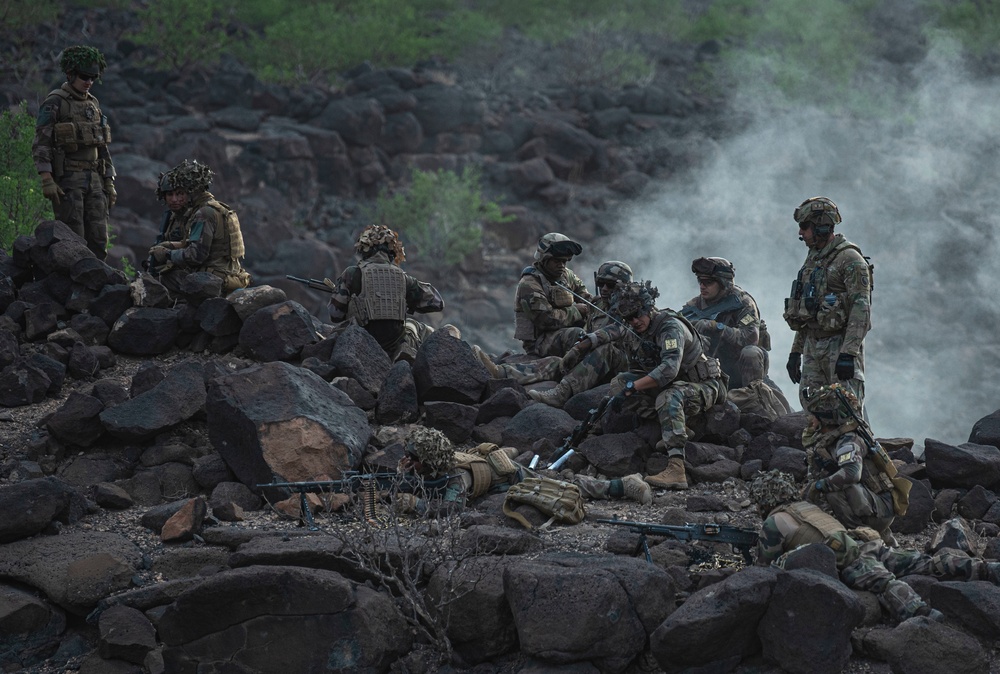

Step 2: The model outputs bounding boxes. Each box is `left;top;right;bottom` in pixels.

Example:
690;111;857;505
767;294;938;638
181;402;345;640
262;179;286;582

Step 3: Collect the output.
503;475;585;529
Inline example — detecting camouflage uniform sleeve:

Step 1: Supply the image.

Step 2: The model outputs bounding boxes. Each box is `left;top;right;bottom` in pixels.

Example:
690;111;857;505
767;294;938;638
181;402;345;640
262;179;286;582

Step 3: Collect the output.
516;275;585;331
32;94;61;174
791;331;805;353
836;250;872;356
405;275;444;314
565;268;593;303
170;205;218;268
822;434;864;490
590;322;627;346
327;267;357;321
646;318;685;387
720;290;760;349
756;515;787;566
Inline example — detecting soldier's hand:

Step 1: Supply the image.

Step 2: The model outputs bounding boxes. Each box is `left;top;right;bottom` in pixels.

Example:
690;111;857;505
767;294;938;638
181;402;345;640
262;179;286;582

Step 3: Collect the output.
103;178;117;208
802;479;826;504
694;319;717;333
40;174;64;206
394;493;419;514
149;246;170;265
786;352;802;384
575;302;590;316
835;353;855;380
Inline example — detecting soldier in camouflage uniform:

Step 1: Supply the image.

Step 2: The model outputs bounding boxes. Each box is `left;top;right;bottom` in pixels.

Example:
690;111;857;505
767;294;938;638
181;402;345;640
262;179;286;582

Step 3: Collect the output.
32;46;116;260
564;281;727;490
147;160;251;297
784;197;872;409
395;426;651;515
328;225;447;363
750;470;1000;623
800;384;899;545
513;233;591;357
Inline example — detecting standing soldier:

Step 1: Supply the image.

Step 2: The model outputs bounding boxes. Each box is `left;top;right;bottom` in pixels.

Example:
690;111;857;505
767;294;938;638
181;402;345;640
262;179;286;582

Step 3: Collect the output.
783;197;872;409
567;281;728;490
32;45;116;260
147;160;251;297
513;233;591;357
328;225;452;363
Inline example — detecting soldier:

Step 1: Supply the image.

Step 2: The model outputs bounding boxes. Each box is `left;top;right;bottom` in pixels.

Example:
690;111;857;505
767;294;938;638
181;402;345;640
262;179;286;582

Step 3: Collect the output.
565;281;727;490
750;470;1000;624
681;257;772;390
328;225;451;363
784;197;872;409
800;384;900;545
725;344;792;421
32;45;116;260
513;233;591;357
395;426;651;515
147;160;251;297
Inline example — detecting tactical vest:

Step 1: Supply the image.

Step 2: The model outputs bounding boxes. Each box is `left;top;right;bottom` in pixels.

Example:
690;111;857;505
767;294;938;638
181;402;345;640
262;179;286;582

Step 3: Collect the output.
452;451;494;498
49;87;110;172
347;260;407;326
514;266;560;341
784;239;873;333
777;501;846;549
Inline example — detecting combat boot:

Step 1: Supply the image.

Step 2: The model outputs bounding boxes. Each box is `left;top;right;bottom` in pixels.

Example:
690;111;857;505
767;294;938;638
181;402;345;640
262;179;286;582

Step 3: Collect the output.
880;529;899;547
622;473;653;505
439;324;462;339
528;380;574;408
471;345;501;379
645;456;688;490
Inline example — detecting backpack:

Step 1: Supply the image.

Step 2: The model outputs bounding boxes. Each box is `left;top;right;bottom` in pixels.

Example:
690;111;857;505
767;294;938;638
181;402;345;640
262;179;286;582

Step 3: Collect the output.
503;475;585;529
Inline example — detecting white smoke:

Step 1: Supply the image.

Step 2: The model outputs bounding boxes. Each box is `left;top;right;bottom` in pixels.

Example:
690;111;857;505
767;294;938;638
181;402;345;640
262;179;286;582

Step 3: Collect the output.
580;39;1000;449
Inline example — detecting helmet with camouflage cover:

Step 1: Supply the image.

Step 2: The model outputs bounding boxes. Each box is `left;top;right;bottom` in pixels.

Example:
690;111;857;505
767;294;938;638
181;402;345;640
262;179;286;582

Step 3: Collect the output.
748;469;800;516
59;45;107;80
793;196;841;236
691;257;735;288
534;232;582;263
802;383;861;426
405;426;456;478
356;224;406;265
610;280;659;320
596;260;633;285
156;160;214;200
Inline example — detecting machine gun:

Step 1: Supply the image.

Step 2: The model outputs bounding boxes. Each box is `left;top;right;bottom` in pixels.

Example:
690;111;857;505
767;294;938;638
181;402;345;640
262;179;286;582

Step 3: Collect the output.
547;395;613;469
597;518;759;565
257;471;453;530
286;274;334;293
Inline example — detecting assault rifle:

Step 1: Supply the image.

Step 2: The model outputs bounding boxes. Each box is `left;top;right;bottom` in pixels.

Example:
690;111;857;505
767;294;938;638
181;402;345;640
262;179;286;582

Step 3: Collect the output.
598;518;759;565
548;395;613;469
287;275;334;293
258;471;453;530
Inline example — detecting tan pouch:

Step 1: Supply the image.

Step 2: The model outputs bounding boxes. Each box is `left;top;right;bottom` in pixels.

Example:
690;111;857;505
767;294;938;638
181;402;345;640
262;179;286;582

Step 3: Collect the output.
503;475;585;529
550;286;574;308
54;122;78;151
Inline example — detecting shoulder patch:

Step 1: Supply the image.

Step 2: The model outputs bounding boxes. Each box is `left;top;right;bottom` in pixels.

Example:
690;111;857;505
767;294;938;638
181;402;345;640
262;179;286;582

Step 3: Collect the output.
739;314;756;326
662;338;678;350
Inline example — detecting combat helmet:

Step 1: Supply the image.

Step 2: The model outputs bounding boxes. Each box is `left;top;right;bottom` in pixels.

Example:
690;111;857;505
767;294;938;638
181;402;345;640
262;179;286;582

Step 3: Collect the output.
156;159;214;200
793;196;841;235
596;260;633;289
534;233;582;263
748;469;800;516
610;280;659;320
691;257;735;287
355;224;406;265
405;426;456;478
59;45;106;80
802;383;861;426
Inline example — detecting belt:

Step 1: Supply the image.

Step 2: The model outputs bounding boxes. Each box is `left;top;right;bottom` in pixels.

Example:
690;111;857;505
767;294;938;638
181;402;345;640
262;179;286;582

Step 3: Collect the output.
63;159;99;171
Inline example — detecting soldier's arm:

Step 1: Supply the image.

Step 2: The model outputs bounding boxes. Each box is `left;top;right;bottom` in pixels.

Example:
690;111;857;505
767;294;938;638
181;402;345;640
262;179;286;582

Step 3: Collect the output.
405;276;444;314
791;331;805;353
32;97;60;174
565;269;593;302
645;321;685;387
839;254;872;356
821;436;864;490
518;277;585;330
720;294;760;348
169;206;218;267
327;268;356;322
756;516;788;566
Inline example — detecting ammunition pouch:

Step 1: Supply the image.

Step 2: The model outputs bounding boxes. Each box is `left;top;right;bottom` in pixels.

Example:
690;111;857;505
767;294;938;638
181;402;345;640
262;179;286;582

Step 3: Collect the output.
219;268;252;294
54;120;110;152
550;286;574;308
453;451;493;498
783;296;814;331
815;292;848;332
686;355;722;383
487;448;518;477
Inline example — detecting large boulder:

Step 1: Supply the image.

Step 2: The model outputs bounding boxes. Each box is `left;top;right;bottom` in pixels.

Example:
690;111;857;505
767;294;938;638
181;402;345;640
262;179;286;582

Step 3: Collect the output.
99;360;207;442
107;307;180;355
412;331;490;404
969;409;1000;450
0;477;88;544
925;438;1000;489
238;300;320;361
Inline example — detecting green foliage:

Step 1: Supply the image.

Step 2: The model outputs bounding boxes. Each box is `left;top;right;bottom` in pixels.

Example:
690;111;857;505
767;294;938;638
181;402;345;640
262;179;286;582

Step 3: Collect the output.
120;255;137;280
368;167;511;265
0;104;53;253
925;0;1000;55
127;0;228;71
0;0;60;32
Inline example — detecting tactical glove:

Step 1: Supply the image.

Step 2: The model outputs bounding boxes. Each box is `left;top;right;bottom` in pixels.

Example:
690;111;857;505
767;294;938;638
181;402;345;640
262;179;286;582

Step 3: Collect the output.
40;174;64;206
835;353;855;380
103;178;117;209
786;352;802;384
694;319;720;333
149;246;170;265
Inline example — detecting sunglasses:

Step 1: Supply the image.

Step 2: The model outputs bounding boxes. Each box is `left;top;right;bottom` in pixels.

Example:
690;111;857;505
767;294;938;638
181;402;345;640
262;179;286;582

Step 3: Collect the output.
78;74;98;82
596;279;617;288
697;278;718;287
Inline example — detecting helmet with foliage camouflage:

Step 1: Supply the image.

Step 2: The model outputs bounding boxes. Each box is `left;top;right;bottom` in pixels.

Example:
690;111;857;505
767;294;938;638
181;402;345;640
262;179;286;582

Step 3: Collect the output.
802;383;861;426
596;260;633;286
356;224;406;265
59;45;107;79
691;257;735;286
610;280;659;320
534;232;582;263
156;159;214;200
793;196;841;229
748;469;800;516
405;426;455;478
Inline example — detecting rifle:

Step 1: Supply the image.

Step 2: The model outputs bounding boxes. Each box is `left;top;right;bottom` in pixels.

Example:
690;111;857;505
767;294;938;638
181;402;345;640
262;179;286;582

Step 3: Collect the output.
257;471;453;530
597;518;759;565
287;274;334;293
548;395;613;469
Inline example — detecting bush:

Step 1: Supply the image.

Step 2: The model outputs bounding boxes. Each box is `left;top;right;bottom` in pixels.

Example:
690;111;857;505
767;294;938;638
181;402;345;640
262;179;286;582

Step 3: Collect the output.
0;103;53;253
127;0;229;71
367;167;511;265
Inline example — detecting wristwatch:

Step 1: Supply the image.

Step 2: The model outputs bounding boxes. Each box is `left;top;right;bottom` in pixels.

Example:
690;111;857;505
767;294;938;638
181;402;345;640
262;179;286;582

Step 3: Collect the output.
624;380;636;395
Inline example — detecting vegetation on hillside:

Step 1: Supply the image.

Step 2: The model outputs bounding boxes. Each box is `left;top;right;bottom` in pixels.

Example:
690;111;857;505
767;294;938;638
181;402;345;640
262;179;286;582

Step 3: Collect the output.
0;105;52;253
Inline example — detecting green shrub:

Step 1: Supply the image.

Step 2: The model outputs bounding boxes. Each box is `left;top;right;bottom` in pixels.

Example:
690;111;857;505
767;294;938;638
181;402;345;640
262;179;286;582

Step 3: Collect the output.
0;103;53;253
367;167;511;265
127;0;228;70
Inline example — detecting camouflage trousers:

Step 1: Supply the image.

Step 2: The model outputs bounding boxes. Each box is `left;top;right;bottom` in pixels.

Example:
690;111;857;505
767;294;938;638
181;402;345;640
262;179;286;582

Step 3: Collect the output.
394;318;435;362
524;326;585;358
799;333;865;411
824;488;895;538
573;474;617;500
610;373;726;457
54;170;109;260
842;540;1000;621
500;356;563;385
504;338;625;390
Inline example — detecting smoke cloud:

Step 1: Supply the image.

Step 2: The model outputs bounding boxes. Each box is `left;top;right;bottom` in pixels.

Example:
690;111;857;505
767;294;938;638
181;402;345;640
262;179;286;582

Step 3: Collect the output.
580;40;1000;449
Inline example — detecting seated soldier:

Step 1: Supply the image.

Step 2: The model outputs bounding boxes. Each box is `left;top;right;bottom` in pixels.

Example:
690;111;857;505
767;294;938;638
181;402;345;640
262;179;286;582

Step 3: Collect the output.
395;426;651;515
750;470;1000;624
726;343;793;421
328;225;454;362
